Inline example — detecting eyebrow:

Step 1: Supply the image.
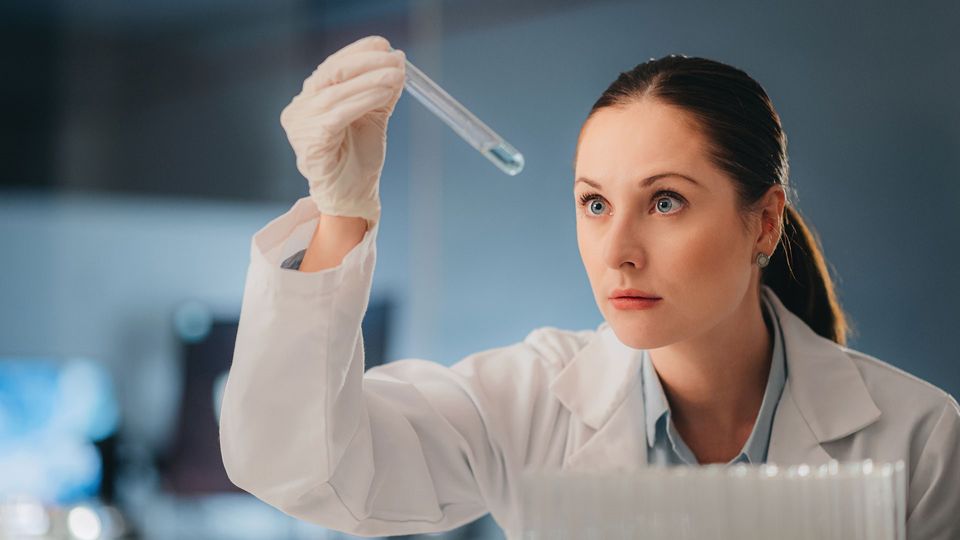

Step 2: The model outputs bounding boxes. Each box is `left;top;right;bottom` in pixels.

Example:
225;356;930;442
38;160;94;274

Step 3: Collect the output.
574;172;701;190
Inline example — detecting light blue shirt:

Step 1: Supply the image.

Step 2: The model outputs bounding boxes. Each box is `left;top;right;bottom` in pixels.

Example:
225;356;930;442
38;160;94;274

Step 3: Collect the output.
642;295;788;466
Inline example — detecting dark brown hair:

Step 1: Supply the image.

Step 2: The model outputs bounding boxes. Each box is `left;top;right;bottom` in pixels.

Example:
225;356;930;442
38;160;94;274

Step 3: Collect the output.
578;54;854;345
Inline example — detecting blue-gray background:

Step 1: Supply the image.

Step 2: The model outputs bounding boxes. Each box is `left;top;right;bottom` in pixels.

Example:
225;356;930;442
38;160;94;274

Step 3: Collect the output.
2;1;957;538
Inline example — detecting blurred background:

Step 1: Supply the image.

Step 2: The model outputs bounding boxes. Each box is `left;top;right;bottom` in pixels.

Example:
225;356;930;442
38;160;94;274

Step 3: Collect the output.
1;0;958;538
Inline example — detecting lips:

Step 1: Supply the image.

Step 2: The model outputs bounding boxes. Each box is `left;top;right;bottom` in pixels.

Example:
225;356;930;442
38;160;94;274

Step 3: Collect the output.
609;288;661;299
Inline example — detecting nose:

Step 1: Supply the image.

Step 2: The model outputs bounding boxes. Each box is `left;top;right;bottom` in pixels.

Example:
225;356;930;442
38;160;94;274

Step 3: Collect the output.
602;214;646;270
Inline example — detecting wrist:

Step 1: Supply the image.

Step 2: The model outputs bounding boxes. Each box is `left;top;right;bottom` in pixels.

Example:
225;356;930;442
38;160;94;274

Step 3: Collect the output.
299;213;367;272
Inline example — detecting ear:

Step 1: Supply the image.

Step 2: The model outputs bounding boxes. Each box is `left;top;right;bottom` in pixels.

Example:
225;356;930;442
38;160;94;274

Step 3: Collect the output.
755;185;786;255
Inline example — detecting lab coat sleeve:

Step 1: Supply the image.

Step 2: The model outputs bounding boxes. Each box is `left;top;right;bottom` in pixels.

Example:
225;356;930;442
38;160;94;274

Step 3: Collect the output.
905;394;960;540
219;197;548;538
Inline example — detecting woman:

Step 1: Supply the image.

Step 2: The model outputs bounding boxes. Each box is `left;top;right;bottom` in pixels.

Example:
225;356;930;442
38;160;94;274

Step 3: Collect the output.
219;35;960;539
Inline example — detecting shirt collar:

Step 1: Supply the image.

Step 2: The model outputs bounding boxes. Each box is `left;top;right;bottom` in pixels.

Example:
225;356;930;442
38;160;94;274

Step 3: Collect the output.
641;294;788;464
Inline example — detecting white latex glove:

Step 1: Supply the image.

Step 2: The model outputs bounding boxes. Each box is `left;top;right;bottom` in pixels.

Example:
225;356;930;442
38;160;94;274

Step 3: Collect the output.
280;35;405;230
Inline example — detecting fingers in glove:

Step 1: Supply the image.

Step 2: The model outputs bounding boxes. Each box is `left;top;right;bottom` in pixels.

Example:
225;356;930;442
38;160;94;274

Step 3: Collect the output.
281;65;402;134
315;85;398;135
323;35;391;66
284;84;395;142
305;49;404;94
302;66;404;114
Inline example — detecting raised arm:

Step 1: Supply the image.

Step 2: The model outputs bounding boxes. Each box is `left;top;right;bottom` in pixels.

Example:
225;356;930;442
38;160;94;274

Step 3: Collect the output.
219;195;568;537
220;34;573;539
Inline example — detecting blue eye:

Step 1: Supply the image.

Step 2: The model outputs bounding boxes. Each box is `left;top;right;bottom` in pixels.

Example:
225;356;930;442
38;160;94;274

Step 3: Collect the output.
653;190;686;215
657;197;673;214
590;199;603;216
580;195;607;216
576;190;686;218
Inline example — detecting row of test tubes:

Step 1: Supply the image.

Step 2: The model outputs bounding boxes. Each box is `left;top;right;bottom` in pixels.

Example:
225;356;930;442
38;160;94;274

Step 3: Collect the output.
519;460;906;540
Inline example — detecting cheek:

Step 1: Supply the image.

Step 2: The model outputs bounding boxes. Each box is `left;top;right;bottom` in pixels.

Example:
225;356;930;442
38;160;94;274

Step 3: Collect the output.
576;227;593;270
576;225;604;287
656;218;751;298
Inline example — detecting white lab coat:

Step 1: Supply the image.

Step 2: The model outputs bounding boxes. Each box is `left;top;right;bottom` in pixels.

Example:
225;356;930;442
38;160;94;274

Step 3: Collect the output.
220;196;960;540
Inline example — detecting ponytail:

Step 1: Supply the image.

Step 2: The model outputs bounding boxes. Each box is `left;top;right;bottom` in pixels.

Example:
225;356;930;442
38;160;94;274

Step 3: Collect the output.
763;205;854;345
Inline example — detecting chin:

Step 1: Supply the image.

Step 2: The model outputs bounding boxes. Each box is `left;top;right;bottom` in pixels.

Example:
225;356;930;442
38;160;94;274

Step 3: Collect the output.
605;318;670;350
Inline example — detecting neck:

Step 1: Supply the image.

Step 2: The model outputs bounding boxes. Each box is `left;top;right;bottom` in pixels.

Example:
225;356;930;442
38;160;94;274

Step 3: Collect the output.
648;287;774;435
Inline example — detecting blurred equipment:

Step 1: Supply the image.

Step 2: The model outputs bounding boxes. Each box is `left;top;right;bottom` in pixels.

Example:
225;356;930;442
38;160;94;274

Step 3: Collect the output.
520;460;906;540
0;497;131;540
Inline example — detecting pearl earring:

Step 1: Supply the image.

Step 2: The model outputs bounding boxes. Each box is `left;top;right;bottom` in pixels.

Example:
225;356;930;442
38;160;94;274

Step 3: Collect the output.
756;252;770;268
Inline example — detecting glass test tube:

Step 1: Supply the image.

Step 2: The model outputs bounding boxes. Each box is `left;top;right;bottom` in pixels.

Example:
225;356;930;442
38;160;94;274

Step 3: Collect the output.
396;52;525;176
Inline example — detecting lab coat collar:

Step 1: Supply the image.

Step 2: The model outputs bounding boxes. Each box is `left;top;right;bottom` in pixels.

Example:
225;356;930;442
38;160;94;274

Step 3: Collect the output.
547;318;645;431
549;285;882;469
763;284;882;465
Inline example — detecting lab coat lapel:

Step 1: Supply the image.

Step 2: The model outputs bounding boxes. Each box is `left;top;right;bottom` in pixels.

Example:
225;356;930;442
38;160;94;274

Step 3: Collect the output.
763;285;882;465
548;286;883;471
548;322;647;471
765;382;834;464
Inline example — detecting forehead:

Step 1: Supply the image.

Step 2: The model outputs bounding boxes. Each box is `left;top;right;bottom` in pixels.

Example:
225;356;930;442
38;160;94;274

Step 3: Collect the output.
575;99;713;185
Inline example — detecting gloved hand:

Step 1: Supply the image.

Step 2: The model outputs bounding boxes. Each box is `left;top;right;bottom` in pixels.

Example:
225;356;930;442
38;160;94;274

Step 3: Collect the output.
280;35;405;230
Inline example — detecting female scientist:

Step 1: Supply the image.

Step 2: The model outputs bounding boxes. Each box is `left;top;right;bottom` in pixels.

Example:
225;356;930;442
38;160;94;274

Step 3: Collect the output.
219;35;960;539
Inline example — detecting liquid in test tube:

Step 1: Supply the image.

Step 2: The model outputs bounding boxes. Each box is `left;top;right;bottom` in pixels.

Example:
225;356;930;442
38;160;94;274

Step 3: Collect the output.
396;51;525;176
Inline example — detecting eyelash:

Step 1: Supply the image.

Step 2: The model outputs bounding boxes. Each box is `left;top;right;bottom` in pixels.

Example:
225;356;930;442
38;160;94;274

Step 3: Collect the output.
577;189;687;217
